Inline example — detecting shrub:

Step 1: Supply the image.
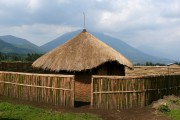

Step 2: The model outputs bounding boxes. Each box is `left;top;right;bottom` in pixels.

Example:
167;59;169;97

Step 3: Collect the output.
158;105;170;113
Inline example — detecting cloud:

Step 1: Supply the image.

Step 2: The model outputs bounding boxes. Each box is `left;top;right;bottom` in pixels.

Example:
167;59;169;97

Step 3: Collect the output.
27;0;41;11
160;1;180;19
0;0;179;60
0;24;79;45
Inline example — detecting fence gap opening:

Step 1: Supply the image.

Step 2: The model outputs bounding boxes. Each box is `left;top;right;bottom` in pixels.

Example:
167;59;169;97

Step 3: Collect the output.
74;101;90;108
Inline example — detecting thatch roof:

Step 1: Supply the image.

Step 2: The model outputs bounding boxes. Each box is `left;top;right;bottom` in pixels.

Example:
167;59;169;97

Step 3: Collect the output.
32;29;133;71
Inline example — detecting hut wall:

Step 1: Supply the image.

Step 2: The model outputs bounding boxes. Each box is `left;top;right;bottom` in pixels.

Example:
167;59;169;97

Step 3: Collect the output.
95;61;125;75
73;61;125;102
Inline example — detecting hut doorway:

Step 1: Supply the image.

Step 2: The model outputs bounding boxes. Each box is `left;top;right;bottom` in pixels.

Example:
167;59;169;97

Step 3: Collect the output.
74;71;92;107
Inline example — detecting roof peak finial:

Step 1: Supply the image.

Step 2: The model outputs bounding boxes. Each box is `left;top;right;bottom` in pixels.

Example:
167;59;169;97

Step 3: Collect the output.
83;12;86;32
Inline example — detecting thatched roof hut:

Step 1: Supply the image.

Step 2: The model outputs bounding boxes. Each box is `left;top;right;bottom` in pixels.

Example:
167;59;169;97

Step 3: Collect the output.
32;29;133;71
32;29;133;102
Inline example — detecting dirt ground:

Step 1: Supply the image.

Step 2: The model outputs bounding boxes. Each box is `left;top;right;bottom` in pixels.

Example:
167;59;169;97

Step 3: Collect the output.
0;96;170;120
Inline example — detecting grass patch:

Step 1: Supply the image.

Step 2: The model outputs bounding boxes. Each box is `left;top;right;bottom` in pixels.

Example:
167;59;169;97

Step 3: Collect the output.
166;109;180;120
154;95;180;120
0;102;101;120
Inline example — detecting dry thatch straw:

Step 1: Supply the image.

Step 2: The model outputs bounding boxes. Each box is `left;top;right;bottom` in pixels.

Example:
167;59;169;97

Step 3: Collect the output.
32;29;133;72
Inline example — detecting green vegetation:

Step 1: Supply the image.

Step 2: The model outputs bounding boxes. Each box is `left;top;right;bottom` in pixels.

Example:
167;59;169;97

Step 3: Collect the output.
135;61;166;66
25;53;42;62
167;109;180;120
0;102;100;120
174;62;180;65
158;105;170;113
135;61;180;66
164;98;180;120
155;96;180;120
0;37;43;54
0;52;42;62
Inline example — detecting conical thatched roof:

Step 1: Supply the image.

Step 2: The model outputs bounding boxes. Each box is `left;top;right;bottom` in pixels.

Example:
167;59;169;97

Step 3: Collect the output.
32;29;133;71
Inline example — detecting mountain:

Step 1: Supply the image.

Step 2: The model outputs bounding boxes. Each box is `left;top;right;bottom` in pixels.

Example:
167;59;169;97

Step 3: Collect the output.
40;31;80;52
0;39;37;54
40;30;174;64
0;35;43;53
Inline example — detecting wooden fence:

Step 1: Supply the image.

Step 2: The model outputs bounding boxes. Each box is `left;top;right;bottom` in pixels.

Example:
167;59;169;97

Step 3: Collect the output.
91;75;180;109
0;71;74;107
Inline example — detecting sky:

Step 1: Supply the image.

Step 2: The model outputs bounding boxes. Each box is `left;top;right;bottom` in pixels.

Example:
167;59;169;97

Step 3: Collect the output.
0;0;180;61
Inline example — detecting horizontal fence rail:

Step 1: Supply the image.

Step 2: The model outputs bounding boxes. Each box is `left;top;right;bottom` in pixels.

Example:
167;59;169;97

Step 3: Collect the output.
91;75;180;109
0;71;75;107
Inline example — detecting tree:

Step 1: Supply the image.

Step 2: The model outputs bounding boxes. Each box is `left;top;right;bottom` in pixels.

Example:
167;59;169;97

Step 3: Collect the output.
25;53;42;62
0;52;2;61
12;55;20;61
174;62;180;65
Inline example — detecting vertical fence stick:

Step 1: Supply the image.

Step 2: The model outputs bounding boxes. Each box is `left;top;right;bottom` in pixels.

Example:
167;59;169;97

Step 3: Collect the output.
91;76;94;108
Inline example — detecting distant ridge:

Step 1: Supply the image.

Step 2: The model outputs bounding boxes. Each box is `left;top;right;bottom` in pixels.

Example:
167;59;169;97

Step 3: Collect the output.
40;30;174;64
0;35;43;54
40;30;81;52
0;39;39;54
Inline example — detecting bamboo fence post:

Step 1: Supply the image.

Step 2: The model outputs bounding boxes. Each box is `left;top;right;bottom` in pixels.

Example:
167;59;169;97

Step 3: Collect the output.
71;76;75;107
